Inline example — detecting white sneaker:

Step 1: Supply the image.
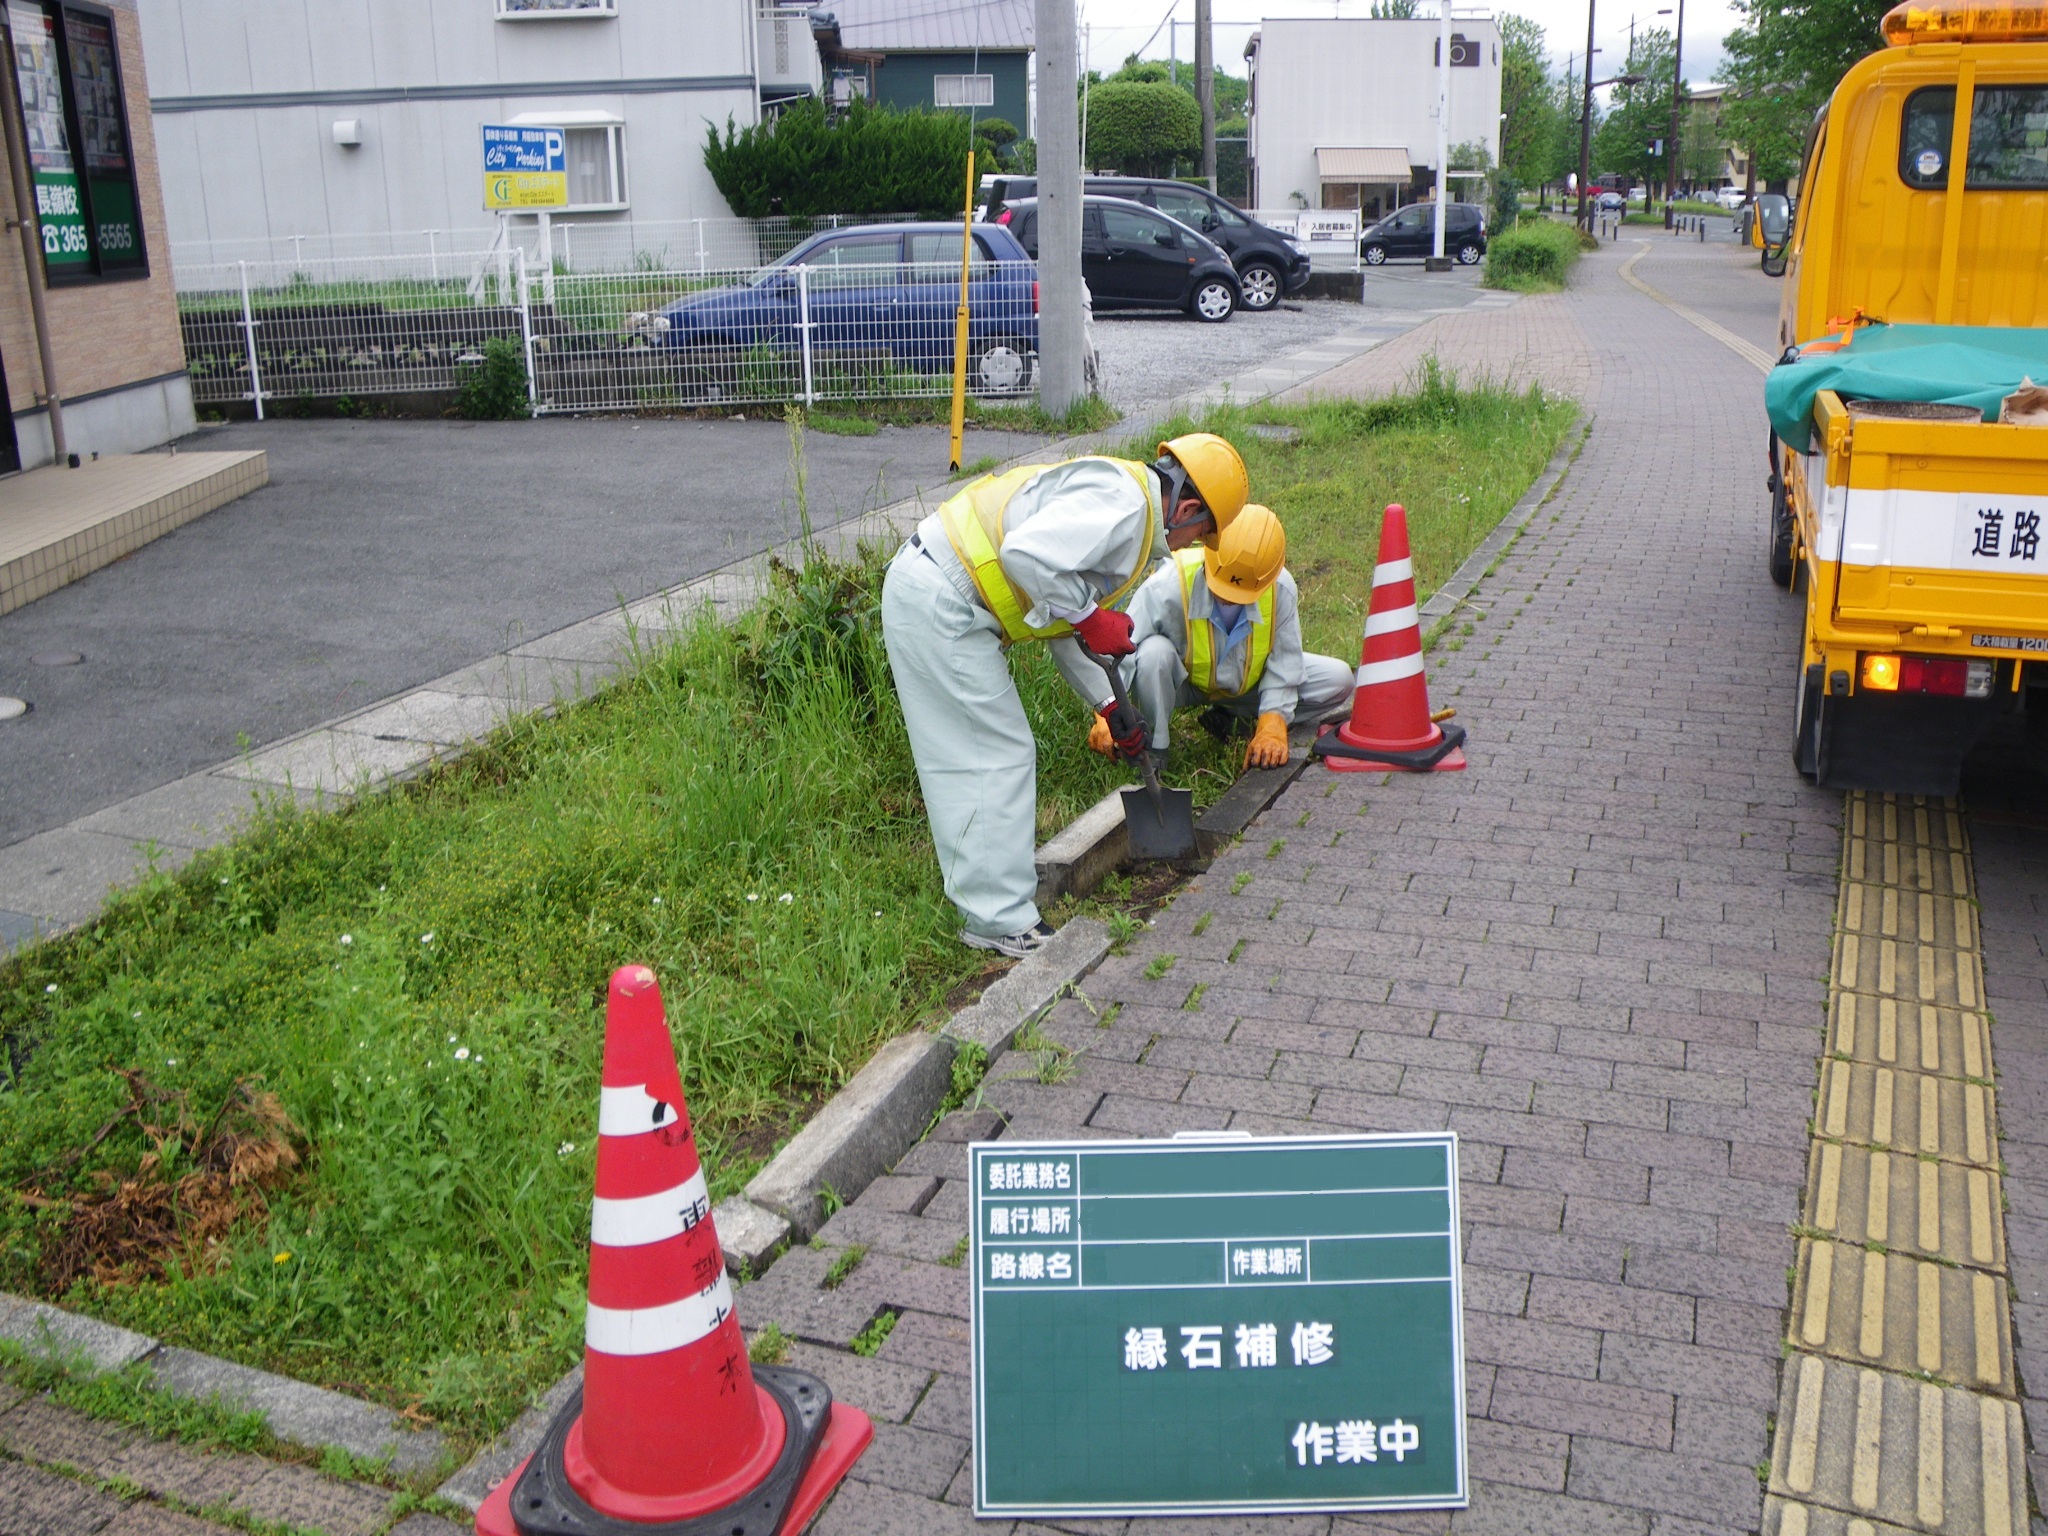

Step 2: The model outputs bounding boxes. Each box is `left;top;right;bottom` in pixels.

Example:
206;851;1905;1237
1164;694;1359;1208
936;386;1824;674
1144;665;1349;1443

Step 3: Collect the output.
961;921;1056;959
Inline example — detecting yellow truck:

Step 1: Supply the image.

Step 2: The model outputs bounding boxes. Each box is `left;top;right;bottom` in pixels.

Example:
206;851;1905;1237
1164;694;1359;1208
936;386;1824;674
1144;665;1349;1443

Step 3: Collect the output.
1767;0;2048;792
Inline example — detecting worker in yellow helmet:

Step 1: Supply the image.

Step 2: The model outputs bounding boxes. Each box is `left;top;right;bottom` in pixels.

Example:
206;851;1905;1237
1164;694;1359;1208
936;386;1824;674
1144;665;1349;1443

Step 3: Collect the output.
1086;504;1355;772
882;433;1251;958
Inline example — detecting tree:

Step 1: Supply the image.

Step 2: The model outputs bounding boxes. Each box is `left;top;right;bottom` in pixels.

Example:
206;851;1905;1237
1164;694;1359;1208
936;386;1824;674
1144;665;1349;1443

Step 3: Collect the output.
1498;14;1569;194
1720;0;1890;185
703;99;970;218
1592;28;1677;201
1083;79;1201;176
1370;0;1418;15
973;116;1020;169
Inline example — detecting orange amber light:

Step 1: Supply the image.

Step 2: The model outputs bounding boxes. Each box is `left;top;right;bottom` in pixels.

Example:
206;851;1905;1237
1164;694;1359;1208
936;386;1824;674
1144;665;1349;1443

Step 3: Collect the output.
1861;653;1903;691
1882;0;2048;43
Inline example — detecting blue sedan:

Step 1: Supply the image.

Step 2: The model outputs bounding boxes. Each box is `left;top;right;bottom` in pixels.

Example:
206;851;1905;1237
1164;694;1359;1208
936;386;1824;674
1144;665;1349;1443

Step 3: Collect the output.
659;222;1040;395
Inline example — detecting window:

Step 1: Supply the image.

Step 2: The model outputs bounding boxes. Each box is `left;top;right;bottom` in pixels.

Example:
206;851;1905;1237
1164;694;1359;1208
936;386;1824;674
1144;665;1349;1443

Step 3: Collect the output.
7;0;145;280
1100;204;1170;245
934;74;994;108
806;234;902;288
1902;85;2048;188
496;0;616;16
907;231;992;272
563;125;626;208
1150;186;1215;228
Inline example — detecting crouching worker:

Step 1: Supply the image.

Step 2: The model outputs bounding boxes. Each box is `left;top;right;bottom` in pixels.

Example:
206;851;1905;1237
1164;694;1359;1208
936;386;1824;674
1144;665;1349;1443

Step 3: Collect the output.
1087;504;1355;772
882;434;1251;958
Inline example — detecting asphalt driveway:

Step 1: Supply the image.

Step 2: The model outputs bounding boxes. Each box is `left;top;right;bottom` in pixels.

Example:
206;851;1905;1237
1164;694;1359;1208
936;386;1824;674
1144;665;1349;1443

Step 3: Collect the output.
0;414;1045;845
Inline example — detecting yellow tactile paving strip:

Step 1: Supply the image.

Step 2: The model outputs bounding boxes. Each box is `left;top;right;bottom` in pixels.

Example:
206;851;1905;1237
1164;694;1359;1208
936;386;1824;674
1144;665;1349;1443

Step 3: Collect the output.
1767;791;2028;1532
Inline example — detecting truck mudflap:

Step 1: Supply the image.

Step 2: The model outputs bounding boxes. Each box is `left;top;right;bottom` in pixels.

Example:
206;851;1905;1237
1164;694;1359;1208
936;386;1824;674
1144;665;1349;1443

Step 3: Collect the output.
1811;687;2002;795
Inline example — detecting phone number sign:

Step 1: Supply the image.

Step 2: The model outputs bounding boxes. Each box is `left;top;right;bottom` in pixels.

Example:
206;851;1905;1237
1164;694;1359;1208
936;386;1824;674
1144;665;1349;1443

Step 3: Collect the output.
969;1132;1469;1518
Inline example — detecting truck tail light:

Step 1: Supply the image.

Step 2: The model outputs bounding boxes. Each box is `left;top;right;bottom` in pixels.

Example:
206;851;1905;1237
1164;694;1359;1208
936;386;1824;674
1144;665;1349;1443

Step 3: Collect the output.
1860;654;1996;697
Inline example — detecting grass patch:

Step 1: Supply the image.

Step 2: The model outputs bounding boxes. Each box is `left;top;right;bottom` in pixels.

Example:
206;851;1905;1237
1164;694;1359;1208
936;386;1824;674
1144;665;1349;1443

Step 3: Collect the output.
1481;220;1584;295
803;412;880;437
849;1309;898;1357
1141;360;1579;656
0;367;1572;1446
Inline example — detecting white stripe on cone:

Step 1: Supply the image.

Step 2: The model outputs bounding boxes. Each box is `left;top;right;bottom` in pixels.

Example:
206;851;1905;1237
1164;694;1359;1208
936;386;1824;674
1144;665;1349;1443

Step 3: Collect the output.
1370;557;1414;587
1364;604;1420;637
1358;652;1425;687
585;1273;735;1357
598;1083;678;1137
591;1168;712;1247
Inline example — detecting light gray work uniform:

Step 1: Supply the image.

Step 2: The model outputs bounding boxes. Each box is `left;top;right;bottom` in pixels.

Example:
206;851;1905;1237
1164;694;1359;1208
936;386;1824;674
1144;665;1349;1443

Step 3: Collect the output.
1100;562;1355;752
881;459;1164;938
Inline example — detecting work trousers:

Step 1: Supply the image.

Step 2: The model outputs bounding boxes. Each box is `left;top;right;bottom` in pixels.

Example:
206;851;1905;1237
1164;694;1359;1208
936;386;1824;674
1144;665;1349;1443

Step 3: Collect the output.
1127;636;1357;750
880;542;1041;938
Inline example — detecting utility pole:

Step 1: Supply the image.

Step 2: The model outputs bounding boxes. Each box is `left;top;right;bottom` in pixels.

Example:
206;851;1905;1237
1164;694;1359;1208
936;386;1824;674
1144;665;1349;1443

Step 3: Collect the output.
1169;17;1177;85
1429;0;1450;267
1196;0;1215;191
1037;0;1086;416
1576;0;1597;227
1665;0;1686;209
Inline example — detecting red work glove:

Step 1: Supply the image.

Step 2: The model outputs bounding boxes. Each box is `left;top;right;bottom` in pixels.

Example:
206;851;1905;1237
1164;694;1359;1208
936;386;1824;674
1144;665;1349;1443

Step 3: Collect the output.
1072;605;1136;658
1097;702;1148;762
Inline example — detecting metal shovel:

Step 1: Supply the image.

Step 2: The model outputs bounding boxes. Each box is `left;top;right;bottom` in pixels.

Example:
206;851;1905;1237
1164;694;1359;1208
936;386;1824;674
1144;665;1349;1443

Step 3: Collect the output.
1084;647;1198;861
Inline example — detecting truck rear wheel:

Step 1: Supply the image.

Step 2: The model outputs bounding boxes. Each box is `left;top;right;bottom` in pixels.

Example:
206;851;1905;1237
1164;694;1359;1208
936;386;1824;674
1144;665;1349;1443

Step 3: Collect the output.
1768;450;1797;590
1793;663;1823;778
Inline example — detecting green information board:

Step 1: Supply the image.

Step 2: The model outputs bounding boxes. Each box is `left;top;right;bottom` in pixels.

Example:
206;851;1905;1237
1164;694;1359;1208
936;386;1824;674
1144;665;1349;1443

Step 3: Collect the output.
970;1132;1467;1518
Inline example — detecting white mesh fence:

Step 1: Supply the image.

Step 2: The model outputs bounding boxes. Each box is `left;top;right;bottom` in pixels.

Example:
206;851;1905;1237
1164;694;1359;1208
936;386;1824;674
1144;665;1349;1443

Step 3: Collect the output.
178;249;1041;415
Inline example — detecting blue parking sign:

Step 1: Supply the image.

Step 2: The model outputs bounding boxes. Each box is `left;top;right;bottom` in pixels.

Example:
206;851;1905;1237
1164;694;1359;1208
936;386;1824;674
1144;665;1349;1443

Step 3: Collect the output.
481;124;567;209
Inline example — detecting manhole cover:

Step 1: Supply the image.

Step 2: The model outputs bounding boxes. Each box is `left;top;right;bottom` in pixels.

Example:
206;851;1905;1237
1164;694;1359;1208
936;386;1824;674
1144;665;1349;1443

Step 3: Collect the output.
30;651;82;666
0;697;29;722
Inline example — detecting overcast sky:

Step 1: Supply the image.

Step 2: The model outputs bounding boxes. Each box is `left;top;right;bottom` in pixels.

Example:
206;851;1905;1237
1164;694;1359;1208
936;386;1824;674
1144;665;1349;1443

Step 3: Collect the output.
1072;0;1741;95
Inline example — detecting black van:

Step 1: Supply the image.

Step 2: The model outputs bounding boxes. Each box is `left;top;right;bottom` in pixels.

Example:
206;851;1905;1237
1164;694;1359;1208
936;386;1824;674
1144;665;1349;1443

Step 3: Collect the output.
984;175;1310;311
1358;203;1488;266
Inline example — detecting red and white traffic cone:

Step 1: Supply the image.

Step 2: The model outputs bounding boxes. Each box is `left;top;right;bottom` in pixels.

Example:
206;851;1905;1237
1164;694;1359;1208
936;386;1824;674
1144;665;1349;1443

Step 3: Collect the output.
476;965;870;1536
1313;503;1467;774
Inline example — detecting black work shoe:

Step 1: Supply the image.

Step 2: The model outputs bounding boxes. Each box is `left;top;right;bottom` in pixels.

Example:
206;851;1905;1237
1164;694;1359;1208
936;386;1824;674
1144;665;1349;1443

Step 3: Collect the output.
961;921;1057;959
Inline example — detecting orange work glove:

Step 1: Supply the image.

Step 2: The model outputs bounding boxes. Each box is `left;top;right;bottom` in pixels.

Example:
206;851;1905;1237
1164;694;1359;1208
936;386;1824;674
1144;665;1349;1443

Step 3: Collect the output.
1243;711;1290;770
1088;713;1116;756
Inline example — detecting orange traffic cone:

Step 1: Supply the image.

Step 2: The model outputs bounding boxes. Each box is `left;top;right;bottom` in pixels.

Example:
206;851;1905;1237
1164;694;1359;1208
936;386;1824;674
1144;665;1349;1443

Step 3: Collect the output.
1313;504;1468;774
476;965;870;1536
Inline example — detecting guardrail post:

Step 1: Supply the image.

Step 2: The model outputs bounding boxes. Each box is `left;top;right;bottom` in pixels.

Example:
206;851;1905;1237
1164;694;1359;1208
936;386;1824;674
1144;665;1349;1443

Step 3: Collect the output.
695;218;706;274
237;259;265;421
517;247;539;412
797;263;816;407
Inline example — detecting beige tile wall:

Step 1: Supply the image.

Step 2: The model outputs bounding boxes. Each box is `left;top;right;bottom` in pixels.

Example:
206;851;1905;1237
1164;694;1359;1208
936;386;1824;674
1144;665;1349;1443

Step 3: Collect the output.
0;0;186;417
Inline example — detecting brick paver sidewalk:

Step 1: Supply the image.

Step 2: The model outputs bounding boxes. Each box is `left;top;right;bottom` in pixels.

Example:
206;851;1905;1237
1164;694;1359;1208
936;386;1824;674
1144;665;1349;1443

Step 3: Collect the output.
0;1375;462;1536
734;238;1843;1534
1276;290;1595;406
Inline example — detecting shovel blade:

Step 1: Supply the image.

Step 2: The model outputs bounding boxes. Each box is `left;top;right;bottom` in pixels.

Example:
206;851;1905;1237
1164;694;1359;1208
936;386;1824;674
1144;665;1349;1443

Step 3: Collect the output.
1121;785;1199;861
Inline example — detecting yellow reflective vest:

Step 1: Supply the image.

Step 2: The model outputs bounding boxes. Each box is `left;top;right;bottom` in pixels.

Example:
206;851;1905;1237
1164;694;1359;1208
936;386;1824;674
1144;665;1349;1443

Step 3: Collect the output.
1178;548;1274;699
936;458;1158;643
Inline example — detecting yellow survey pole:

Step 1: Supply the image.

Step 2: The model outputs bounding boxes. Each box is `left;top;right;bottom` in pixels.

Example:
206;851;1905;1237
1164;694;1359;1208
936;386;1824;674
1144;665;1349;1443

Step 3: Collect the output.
948;148;975;473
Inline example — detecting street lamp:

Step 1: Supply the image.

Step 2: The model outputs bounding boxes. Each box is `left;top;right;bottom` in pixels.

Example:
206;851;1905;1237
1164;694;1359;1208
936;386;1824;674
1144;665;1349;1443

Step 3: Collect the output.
1576;61;1647;228
1665;0;1688;218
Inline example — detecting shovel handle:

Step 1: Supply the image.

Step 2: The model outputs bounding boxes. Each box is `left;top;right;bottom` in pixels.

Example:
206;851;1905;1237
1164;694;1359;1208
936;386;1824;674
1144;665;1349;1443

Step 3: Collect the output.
1081;644;1148;755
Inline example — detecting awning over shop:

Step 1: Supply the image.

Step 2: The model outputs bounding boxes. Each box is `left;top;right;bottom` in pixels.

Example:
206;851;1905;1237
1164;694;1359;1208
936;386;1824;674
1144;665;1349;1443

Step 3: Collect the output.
1315;146;1412;182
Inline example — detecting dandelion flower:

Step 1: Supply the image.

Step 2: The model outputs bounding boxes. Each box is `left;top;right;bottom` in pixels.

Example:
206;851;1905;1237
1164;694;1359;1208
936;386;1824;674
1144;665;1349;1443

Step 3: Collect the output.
653;896;663;906
133;1011;142;1019
340;934;353;947
448;1035;458;1043
747;893;760;903
421;932;435;945
166;1058;177;1066
44;983;56;994
558;1142;576;1156
873;911;882;918
273;1252;292;1264
778;892;794;904
455;1047;470;1061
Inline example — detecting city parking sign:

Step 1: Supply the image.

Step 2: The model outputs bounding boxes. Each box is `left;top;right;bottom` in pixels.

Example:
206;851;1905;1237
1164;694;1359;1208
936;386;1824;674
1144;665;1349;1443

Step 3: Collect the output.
482;124;567;210
969;1132;1469;1518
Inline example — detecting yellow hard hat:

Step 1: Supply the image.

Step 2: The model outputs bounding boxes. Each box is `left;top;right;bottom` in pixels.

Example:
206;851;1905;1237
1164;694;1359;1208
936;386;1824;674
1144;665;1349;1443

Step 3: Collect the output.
1158;432;1249;536
1204;503;1285;603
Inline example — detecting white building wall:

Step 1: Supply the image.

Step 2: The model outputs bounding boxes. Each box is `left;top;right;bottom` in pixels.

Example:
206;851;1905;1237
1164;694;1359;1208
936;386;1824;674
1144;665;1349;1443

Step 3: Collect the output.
138;0;760;253
1248;16;1502;209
